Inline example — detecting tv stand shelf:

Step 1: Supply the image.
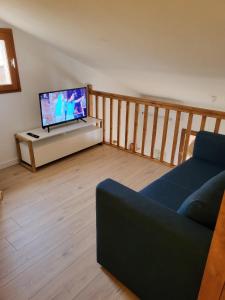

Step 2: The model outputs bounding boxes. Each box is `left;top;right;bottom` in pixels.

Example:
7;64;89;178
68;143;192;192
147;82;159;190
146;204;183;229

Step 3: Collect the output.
15;117;102;172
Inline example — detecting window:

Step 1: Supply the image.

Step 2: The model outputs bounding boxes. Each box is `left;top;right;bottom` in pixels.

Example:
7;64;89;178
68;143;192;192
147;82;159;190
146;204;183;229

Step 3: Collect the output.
0;28;21;93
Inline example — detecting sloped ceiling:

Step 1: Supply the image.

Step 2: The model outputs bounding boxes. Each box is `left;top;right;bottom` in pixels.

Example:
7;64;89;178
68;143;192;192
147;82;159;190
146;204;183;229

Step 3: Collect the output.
1;0;225;107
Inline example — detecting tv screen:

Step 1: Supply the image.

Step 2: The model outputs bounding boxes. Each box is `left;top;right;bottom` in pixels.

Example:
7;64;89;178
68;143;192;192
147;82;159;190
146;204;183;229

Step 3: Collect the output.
39;87;87;128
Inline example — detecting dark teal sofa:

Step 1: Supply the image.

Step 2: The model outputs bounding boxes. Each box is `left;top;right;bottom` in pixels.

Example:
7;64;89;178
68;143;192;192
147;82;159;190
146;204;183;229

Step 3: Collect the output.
96;131;225;300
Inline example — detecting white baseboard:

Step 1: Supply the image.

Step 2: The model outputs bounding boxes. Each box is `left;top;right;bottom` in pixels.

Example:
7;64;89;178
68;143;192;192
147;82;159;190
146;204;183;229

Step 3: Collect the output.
0;158;18;170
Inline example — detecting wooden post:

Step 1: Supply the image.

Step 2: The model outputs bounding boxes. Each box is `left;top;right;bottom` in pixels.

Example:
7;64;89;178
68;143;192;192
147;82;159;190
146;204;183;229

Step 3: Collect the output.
200;115;207;131
150;107;159;159
182;113;193;161
160;109;170;162
117;100;121;147
87;84;93;117
178;129;186;165
214;118;221;134
96;96;99;119
198;192;225;300
170;111;181;165
133;103;139;152
102;96;106;143
110;98;113;144
0;190;3;201
125;102;130;150
141;105;148;155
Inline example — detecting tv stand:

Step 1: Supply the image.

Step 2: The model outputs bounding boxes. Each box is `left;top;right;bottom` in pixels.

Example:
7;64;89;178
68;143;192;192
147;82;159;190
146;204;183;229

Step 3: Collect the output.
15;117;102;172
46;118;87;132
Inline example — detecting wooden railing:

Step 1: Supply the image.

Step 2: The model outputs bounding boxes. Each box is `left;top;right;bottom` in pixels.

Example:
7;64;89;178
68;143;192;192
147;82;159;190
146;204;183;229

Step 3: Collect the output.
87;85;225;167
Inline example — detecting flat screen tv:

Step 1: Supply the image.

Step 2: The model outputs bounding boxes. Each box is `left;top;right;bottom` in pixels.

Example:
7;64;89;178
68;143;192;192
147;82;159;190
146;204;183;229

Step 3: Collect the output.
39;87;88;129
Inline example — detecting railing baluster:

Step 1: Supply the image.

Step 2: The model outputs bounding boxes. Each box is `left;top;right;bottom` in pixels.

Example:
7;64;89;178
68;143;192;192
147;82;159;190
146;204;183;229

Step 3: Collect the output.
182;113;193;162
110;98;113;144
87;84;93;117
160;109;170;162
141;105;148;155
214;118;221;134
102;96;106;142
133;103;139;152
96;96;99;119
200;115;207;131
92;95;96;118
170;111;181;166
125;102;130;150
117;100;121;147
89;95;93;117
150;107;159;159
178;129;186;165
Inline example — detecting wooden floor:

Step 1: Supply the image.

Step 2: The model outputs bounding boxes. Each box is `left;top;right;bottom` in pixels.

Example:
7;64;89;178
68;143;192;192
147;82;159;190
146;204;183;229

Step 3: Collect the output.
0;145;169;300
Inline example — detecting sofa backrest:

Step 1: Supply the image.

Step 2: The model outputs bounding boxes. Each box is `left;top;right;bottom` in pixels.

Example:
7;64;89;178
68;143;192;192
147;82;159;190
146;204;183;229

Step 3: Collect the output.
193;131;225;166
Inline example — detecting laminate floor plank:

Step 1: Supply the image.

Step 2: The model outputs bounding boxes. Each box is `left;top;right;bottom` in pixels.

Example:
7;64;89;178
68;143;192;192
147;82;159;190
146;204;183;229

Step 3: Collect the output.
0;145;169;300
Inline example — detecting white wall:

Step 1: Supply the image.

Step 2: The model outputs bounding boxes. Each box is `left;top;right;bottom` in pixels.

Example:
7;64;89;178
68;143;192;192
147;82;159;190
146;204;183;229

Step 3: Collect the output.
0;20;136;169
1;1;225;112
107;70;225;112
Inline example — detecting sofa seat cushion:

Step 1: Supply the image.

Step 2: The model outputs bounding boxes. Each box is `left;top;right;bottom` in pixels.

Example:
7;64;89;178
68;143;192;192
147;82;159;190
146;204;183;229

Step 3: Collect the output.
139;179;193;210
139;158;224;211
160;158;225;192
177;170;225;230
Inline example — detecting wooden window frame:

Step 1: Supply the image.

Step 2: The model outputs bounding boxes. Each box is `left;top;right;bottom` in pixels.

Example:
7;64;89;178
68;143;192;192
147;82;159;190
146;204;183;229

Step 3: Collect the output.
0;28;21;94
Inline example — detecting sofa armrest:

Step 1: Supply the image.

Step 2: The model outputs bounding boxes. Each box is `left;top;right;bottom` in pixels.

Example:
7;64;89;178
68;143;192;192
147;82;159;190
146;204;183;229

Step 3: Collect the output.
96;179;212;299
193;131;225;166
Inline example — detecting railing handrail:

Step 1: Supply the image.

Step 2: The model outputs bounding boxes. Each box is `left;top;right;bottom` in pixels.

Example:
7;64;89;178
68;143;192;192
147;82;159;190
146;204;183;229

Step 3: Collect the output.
90;88;225;119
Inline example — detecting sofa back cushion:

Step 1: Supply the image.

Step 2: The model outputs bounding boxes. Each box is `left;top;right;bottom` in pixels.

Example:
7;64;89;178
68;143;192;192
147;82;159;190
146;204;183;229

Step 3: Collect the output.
193;131;225;166
177;170;225;230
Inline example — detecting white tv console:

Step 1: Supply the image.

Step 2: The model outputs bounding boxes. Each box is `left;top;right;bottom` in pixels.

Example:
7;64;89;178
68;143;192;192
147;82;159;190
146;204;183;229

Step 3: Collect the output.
15;117;103;172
